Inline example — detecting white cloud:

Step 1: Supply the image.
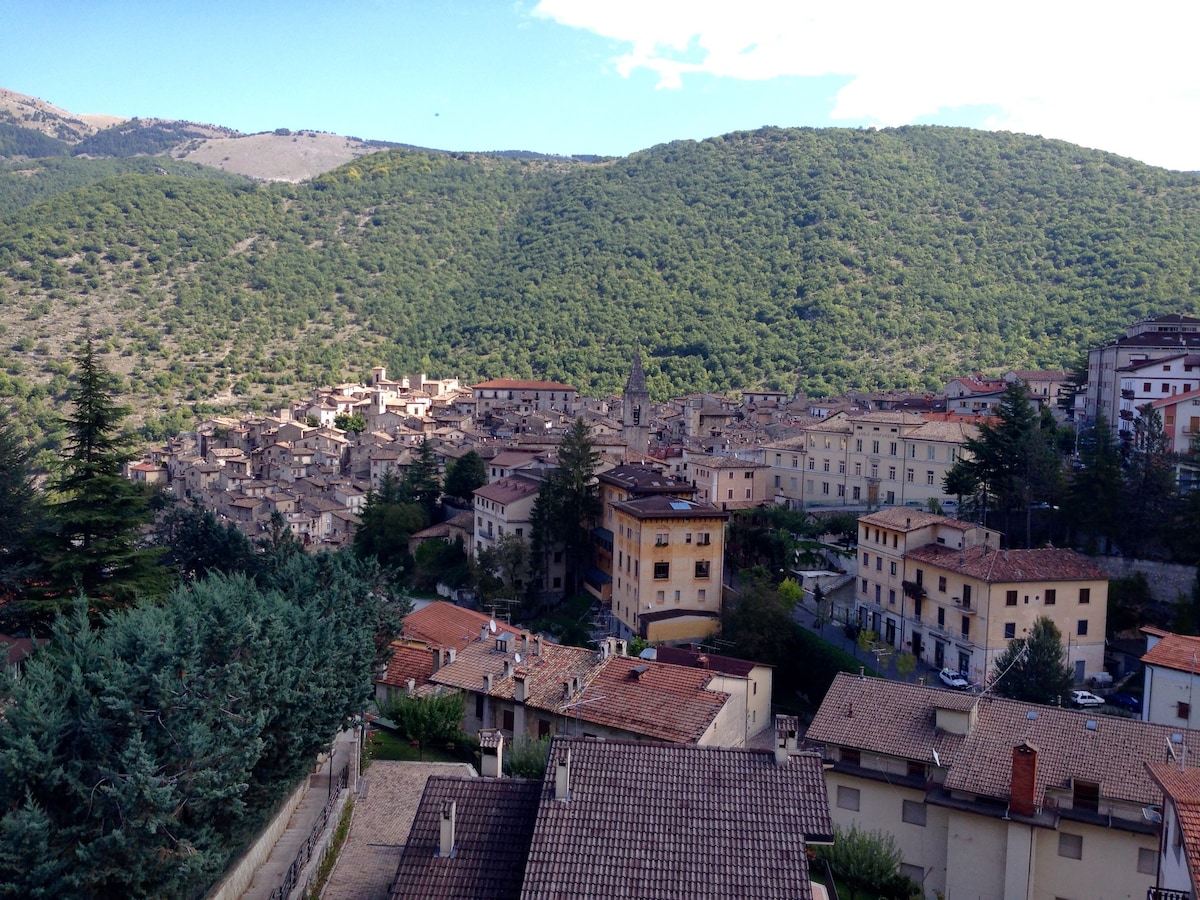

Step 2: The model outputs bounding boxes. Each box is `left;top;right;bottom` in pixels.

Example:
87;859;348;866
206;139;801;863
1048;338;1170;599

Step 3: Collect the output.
533;0;1200;169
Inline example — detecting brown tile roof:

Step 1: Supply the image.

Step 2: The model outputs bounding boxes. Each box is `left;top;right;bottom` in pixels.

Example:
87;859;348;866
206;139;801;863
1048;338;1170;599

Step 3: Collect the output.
610;494;729;522
652;645;760;678
473;477;541;504
809;673;1200;810
429;642;731;744
1148;763;1200;885
389;775;541;900
858;507;967;531
402;602;500;650
520;737;832;899
1142;631;1200;673
906;544;1109;583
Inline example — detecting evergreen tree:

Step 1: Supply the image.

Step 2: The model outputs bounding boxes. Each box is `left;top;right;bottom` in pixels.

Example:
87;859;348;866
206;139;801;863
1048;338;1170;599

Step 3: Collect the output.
535;418;600;597
354;471;428;576
1064;418;1122;554
443;450;486;503
41;341;165;611
990;616;1074;705
0;423;44;599
399;439;441;522
1118;403;1179;559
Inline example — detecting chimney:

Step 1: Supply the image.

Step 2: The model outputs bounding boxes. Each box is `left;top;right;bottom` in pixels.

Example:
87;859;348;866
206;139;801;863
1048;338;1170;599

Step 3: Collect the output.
484;673;493;693
775;715;799;765
431;646;441;674
446;647;456;664
503;660;514;678
1010;742;1038;817
522;633;530;655
514;673;527;703
406;678;416;697
533;635;543;656
481;624;489;642
479;729;505;777
438;800;456;858
555;748;572;800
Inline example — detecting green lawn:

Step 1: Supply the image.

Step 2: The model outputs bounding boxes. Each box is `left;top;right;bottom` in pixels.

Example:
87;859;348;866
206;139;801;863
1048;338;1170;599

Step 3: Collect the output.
363;727;473;767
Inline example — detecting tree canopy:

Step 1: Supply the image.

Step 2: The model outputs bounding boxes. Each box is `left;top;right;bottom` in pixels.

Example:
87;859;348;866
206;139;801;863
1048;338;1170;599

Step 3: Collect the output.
990;616;1074;705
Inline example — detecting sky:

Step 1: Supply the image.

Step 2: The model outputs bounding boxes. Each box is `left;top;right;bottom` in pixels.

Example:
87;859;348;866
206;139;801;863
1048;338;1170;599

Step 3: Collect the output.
2;0;1198;170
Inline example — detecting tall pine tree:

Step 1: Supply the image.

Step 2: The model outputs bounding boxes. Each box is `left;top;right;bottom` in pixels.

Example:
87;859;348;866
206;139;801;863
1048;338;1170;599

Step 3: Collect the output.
41;340;165;612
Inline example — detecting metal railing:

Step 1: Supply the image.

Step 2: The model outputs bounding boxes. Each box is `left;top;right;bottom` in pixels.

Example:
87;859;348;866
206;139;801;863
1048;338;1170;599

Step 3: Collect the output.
268;763;349;900
1147;889;1189;900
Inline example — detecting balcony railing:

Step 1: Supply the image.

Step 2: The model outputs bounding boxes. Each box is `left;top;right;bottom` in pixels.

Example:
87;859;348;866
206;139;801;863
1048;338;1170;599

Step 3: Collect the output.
1147;889;1189;900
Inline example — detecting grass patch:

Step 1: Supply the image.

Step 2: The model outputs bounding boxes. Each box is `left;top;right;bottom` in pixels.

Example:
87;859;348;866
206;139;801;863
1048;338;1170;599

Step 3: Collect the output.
363;726;473;767
304;796;353;900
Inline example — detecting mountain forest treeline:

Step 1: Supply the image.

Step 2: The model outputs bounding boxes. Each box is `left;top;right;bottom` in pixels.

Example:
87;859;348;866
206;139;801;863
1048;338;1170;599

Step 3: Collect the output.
1;125;1200;448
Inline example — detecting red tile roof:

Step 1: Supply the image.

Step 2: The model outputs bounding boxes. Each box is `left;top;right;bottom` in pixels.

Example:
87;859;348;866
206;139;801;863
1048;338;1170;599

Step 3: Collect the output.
402;601;501;650
473;477;541;504
1142;631;1200;673
471;379;577;392
378;642;435;690
1148;763;1200;886
906;544;1109;582
521;737;832;899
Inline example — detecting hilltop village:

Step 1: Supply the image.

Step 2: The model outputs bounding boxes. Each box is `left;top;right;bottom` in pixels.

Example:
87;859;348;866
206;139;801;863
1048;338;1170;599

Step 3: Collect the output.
118;314;1200;900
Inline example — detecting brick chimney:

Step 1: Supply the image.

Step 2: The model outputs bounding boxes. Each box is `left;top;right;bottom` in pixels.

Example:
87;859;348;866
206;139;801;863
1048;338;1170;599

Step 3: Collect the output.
514;672;527;703
1010;742;1039;817
430;646;441;674
775;714;799;765
480;623;489;642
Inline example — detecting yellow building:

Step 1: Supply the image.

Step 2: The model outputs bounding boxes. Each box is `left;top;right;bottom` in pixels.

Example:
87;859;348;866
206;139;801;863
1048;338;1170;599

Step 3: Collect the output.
609;494;729;642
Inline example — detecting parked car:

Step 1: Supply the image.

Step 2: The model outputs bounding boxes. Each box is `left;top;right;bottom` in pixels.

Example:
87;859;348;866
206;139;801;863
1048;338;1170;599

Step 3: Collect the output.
1106;693;1142;713
1070;690;1105;708
938;668;969;690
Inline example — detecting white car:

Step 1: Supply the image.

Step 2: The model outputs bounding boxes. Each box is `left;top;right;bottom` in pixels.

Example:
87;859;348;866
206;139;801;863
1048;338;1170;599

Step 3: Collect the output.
938;668;969;690
1070;690;1105;708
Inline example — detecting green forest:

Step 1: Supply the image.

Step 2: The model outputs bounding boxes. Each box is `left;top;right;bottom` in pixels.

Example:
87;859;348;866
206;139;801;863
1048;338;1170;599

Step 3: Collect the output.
1;125;1199;447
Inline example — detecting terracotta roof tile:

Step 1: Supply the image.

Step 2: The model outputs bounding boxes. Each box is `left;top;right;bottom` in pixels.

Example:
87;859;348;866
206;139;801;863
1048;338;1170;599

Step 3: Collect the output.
473;477;541;504
1148;763;1200;884
520;737;832;899
471;379;577;392
378;642;435;689
1143;631;1200;672
403;602;500;649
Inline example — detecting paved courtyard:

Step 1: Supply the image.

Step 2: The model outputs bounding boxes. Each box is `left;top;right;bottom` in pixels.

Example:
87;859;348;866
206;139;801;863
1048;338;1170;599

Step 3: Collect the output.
321;760;475;900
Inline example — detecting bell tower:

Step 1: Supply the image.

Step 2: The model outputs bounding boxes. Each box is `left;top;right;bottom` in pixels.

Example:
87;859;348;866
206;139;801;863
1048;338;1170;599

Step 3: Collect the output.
623;350;650;459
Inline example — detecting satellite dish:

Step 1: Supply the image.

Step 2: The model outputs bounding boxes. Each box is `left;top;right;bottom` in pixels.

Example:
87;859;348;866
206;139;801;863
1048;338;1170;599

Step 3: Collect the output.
514;653;522;664
489;619;497;633
932;749;941;767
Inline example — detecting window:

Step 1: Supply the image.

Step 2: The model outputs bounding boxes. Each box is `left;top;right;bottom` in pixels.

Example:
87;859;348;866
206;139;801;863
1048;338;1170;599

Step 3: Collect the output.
1006;590;1018;606
476;695;484;719
656;590;665;604
838;484;846;497
823;459;830;472
963;585;972;607
853;486;861;500
1077;620;1088;636
889;561;897;576
937;608;945;627
915;569;924;586
961;616;970;638
890;442;898;456
653;562;669;579
836;786;860;811
1137;847;1157;875
1058;832;1083;860
698;589;706;601
685;533;692;544
906;469;914;483
875;557;882;571
1079;587;1091;604
839;461;846;474
861;578;868;593
902;800;927;826
1045;589;1056;605
854;462;862;476
872;440;880;454
888;466;897;480
808;458;815;470
927;470;935;485
695;560;711;578
502;709;515;731
855;439;862;452
863;552;869;567
1178;701;1191;719
1004;623;1016;639
821;482;829;495
698;533;710;545
938;576;947;592
655;532;668;546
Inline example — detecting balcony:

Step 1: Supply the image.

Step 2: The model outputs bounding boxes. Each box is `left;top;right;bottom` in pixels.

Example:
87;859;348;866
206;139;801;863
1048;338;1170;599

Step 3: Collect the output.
1119;409;1135;421
1147;890;1189;900
1121;388;1136;400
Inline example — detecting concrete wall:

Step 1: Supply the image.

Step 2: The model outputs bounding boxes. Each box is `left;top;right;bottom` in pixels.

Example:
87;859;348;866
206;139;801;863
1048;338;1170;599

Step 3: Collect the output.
206;777;309;900
1095;556;1195;606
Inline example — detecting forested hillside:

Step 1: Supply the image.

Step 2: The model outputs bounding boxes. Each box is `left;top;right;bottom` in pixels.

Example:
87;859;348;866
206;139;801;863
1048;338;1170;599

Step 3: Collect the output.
1;125;1199;445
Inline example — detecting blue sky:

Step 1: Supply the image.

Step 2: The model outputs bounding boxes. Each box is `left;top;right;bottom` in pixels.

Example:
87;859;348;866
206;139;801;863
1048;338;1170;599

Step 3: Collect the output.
2;0;1197;170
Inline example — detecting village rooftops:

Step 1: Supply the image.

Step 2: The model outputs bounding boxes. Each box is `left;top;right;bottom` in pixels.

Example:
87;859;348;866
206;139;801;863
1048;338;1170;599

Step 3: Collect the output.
1142;631;1200;673
471;378;578;392
473;477;541;505
598;464;692;494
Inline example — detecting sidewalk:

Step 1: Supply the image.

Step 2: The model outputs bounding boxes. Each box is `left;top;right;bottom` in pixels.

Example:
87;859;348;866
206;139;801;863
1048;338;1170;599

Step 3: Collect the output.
239;733;356;900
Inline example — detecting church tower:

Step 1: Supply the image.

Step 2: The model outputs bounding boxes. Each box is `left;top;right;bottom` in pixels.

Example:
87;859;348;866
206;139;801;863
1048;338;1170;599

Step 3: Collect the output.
623;350;650;459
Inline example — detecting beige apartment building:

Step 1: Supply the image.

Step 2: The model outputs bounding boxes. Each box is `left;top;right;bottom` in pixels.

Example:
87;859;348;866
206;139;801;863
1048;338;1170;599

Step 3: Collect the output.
809;673;1194;900
856;508;1108;686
